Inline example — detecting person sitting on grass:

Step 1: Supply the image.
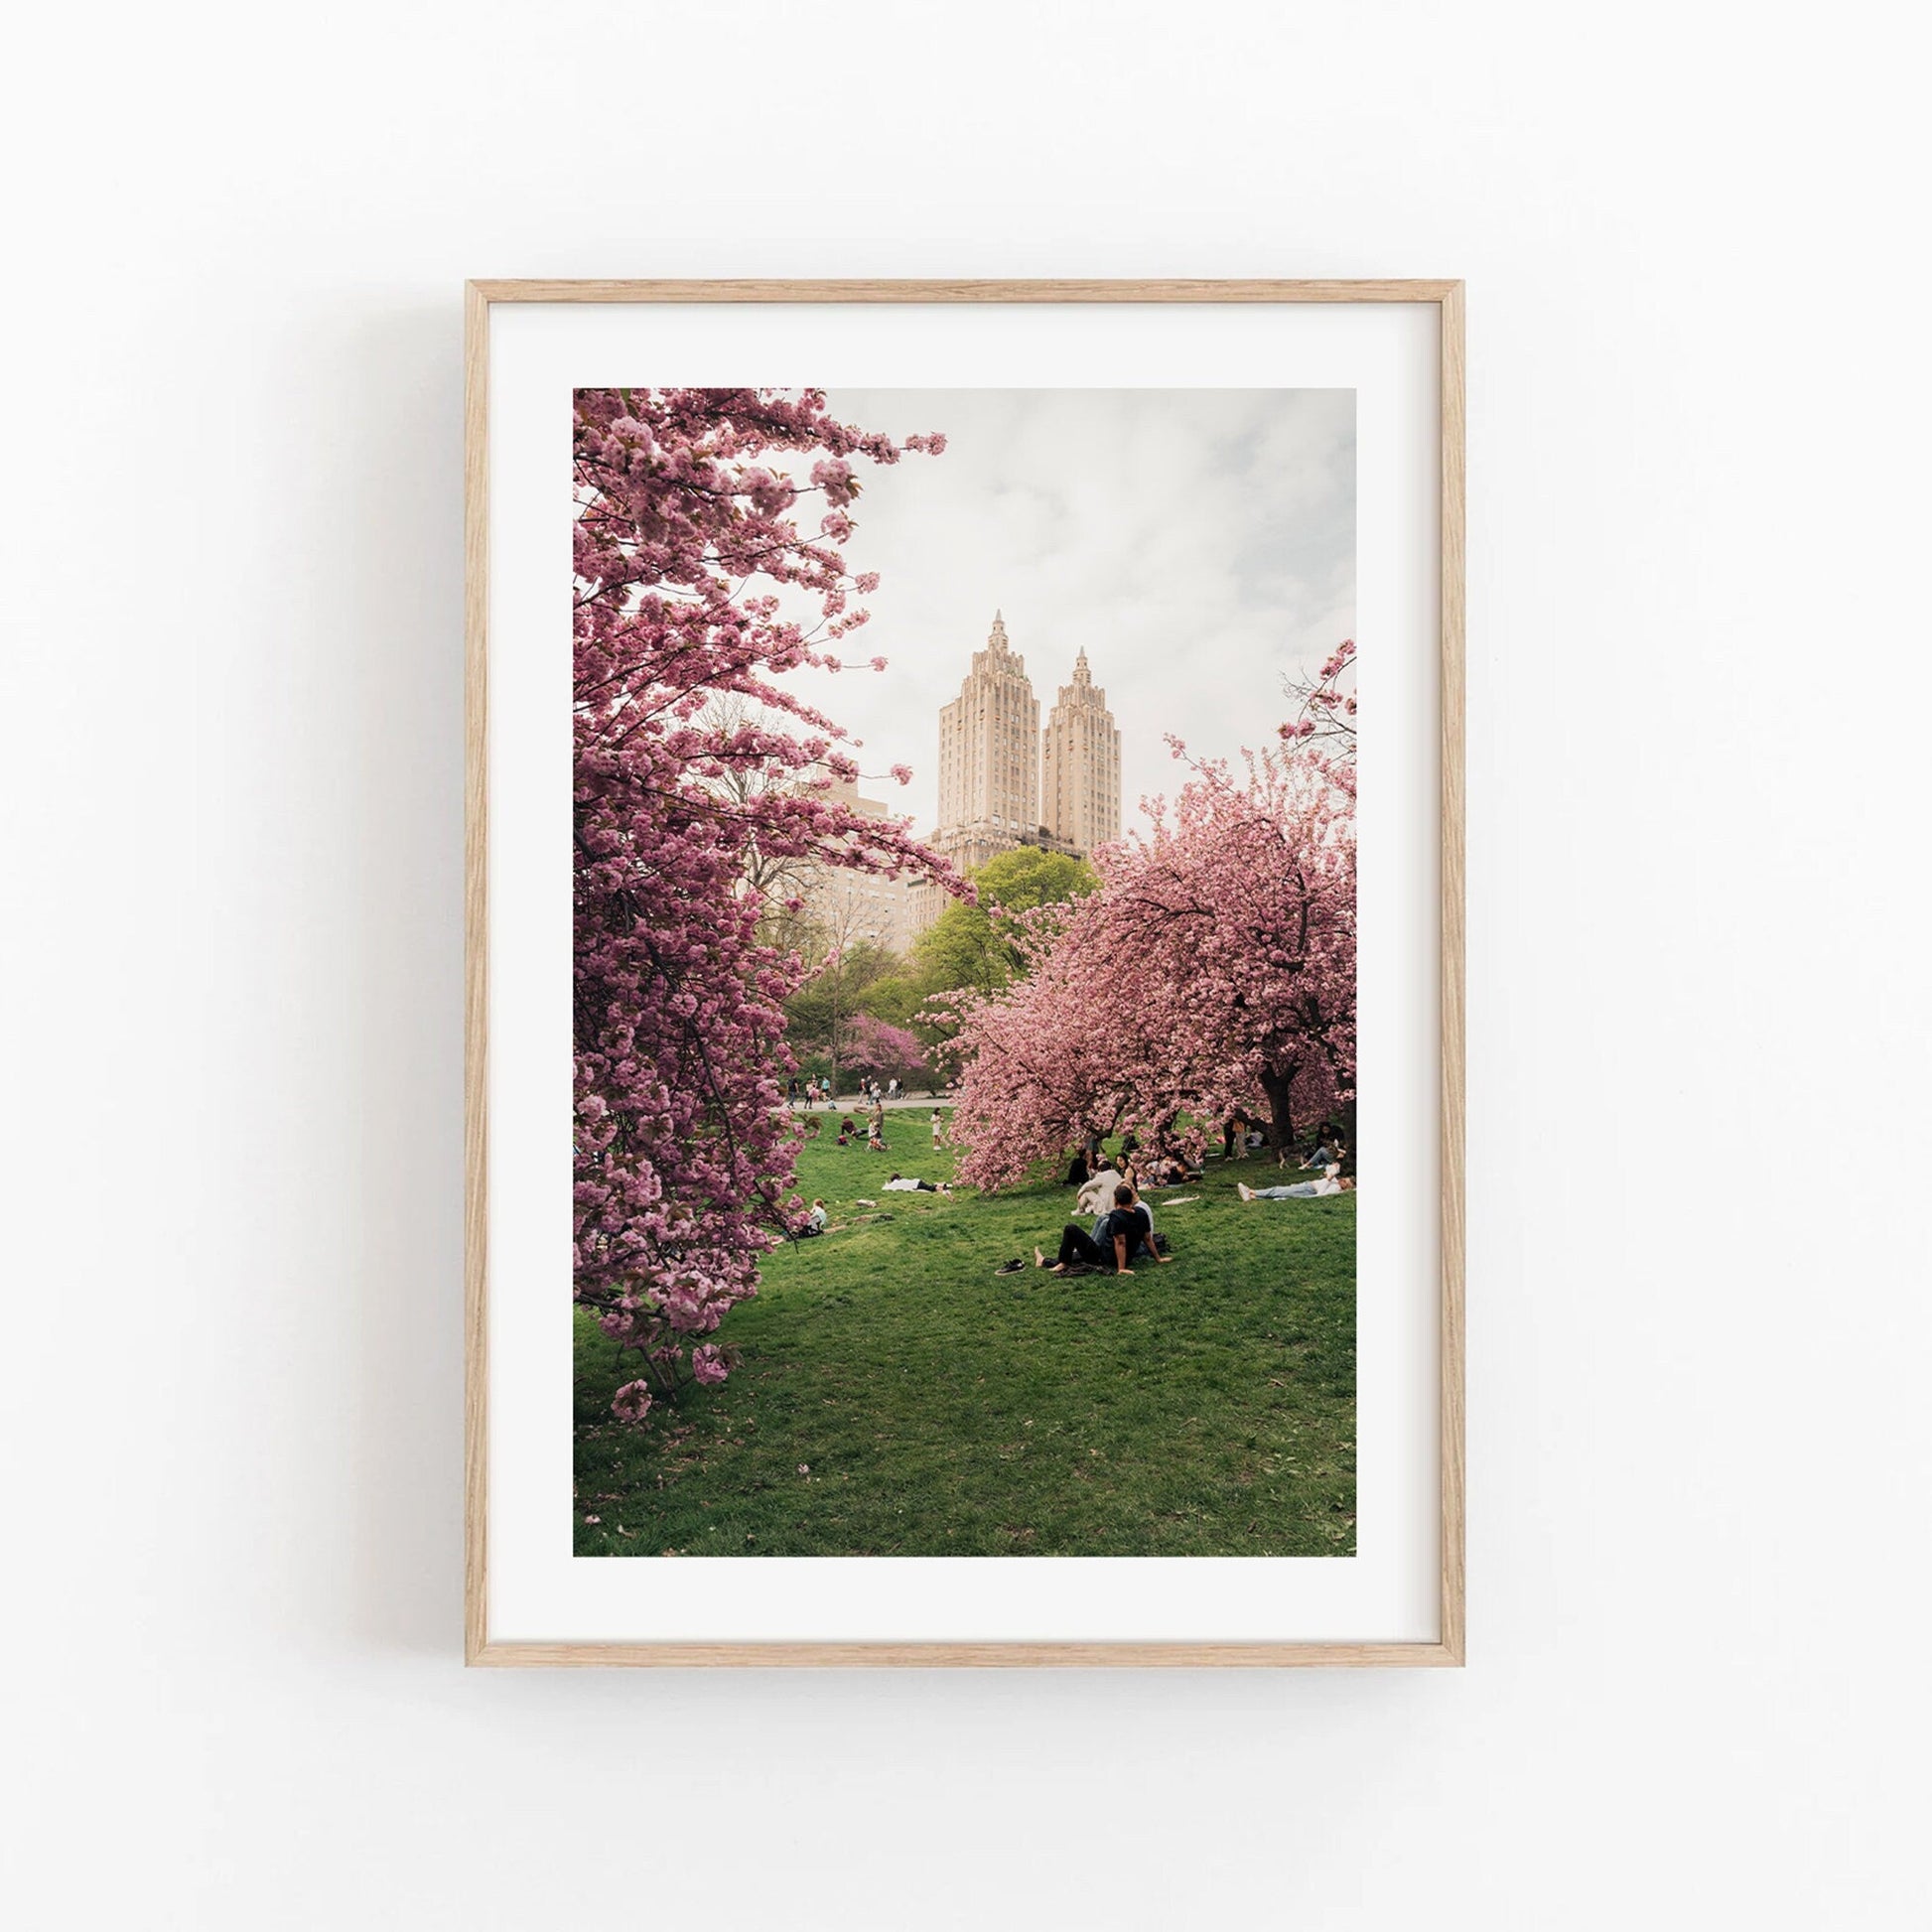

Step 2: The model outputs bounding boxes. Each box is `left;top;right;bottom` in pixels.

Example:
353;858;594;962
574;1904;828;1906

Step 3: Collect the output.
1076;1163;1126;1217
1038;1183;1171;1276
1299;1132;1345;1171
868;1124;888;1153
1063;1146;1092;1187
1090;1178;1153;1246
1237;1169;1355;1200
1144;1137;1203;1186
798;1198;830;1235
884;1173;952;1195
836;1121;853;1147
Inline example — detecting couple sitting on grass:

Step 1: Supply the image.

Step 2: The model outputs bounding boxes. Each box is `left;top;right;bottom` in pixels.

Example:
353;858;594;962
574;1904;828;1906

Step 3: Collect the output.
1037;1181;1173;1278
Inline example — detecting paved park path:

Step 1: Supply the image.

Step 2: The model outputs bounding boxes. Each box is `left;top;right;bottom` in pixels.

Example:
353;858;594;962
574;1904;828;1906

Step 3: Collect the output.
787;1092;953;1112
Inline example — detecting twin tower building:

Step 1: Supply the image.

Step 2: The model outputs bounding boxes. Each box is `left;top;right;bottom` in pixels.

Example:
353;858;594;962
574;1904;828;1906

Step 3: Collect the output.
812;613;1124;956
914;611;1122;934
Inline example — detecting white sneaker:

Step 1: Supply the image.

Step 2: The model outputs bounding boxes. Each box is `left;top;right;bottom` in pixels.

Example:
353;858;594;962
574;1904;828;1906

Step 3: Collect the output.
1237;1182;1256;1201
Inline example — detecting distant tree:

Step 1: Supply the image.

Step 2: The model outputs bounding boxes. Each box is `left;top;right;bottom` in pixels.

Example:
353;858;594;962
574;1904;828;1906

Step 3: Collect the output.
841;1015;932;1089
852;972;926;1030
782;931;901;1091
912;846;1098;998
695;693;818;917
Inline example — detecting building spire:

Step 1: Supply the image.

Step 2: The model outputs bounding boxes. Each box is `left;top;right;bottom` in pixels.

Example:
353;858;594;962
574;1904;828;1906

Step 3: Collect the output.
1073;646;1090;684
988;609;1008;650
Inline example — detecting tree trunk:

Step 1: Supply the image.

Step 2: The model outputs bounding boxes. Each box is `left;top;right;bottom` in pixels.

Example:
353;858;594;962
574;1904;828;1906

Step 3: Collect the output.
1259;1067;1297;1167
826;967;843;1101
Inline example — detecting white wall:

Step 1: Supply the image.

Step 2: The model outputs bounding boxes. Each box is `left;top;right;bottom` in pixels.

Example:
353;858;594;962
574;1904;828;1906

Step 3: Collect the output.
4;3;1928;1925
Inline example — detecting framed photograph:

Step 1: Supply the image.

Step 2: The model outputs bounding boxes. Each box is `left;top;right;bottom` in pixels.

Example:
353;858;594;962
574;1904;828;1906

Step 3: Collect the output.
465;279;1463;1665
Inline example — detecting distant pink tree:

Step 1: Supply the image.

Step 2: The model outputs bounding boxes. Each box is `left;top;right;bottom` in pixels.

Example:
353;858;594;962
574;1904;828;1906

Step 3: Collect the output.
573;388;953;1422
943;734;1355;1190
840;1015;931;1088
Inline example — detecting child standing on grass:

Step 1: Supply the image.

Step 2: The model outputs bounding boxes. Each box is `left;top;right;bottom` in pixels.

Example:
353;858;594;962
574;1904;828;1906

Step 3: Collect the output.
930;1109;944;1151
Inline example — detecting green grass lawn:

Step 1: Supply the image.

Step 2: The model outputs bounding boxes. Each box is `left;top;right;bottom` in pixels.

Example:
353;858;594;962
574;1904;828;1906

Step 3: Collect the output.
573;1109;1355;1557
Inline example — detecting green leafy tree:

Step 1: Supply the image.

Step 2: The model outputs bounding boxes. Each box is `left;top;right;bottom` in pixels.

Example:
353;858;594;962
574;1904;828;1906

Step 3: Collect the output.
912;846;1098;997
854;973;928;1029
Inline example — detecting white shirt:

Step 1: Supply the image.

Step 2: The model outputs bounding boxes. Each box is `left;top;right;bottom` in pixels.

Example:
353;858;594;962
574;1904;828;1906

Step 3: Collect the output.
1077;1169;1124;1215
883;1177;925;1192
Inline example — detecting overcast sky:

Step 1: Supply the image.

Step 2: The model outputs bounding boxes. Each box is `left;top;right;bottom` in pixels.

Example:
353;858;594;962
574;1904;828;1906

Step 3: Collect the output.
772;387;1355;838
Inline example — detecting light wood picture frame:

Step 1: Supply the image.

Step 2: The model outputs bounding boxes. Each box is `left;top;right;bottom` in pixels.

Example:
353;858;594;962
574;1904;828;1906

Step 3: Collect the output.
465;278;1464;1666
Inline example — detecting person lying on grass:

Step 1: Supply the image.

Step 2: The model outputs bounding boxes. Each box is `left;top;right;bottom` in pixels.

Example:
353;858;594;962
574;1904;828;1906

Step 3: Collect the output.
884;1173;953;1195
1237;1169;1355;1200
1037;1183;1173;1276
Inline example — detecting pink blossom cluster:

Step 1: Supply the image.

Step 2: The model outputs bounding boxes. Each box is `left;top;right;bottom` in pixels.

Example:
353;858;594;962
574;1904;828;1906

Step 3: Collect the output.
573;388;955;1420
940;729;1357;1190
1280;637;1357;754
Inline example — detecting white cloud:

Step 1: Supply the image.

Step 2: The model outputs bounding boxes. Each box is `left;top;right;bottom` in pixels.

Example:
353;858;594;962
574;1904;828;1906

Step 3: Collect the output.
773;387;1355;837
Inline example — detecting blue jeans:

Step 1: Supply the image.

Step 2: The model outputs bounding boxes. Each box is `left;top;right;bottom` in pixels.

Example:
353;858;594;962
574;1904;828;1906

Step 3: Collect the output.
1253;1182;1323;1199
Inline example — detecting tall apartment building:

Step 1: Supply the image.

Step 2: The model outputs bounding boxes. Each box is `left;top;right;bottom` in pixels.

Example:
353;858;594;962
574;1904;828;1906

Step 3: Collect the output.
935;611;1039;852
1040;647;1122;859
912;613;1121;935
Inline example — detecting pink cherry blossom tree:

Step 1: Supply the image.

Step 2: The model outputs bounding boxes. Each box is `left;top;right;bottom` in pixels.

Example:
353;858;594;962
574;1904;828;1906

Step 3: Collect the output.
839;1014;931;1089
942;730;1355;1190
573;388;954;1422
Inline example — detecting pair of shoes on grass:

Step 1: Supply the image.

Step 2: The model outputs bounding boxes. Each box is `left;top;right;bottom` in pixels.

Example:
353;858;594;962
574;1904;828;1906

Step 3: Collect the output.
993;1258;1025;1276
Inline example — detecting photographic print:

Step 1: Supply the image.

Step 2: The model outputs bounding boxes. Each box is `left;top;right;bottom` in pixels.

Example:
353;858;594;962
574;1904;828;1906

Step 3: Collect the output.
570;383;1361;1559
467;279;1462;1663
